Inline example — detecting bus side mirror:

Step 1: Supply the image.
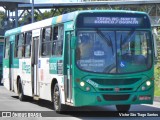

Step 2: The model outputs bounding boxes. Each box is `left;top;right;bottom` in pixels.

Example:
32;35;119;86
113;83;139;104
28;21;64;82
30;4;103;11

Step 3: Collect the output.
71;36;77;49
152;28;158;58
153;35;158;58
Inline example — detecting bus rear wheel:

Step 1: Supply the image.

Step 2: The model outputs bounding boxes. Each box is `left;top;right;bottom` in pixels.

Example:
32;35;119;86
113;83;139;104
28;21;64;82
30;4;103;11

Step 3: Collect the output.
116;105;131;112
52;83;66;113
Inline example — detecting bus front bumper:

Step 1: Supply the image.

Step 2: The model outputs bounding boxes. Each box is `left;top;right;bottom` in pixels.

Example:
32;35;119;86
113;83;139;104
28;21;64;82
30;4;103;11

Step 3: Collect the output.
73;87;154;107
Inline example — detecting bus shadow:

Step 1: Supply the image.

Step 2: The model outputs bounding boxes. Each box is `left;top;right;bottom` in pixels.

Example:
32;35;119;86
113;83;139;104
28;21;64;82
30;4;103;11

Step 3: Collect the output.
11;95;53;110
11;95;160;117
0;81;3;86
11;95;117;117
12;96;19;99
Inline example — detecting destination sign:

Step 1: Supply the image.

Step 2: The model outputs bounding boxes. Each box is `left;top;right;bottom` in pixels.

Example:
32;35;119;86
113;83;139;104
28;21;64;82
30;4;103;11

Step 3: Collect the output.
83;17;143;27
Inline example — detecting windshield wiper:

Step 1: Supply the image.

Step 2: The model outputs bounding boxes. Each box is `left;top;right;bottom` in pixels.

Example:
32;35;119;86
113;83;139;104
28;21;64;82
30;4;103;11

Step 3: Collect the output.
96;29;114;54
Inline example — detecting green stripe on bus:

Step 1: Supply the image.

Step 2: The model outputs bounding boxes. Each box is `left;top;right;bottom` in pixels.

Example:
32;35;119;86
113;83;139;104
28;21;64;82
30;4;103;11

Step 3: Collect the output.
49;58;58;74
13;59;19;68
3;59;9;68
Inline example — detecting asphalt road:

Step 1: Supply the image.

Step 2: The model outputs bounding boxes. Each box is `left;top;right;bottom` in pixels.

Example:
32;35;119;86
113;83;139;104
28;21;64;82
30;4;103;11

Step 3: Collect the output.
0;84;160;120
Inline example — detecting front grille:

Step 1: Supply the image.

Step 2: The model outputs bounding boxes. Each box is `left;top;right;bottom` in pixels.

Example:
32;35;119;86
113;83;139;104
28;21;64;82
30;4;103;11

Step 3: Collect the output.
120;88;133;91
102;94;130;101
99;88;132;92
91;78;140;85
99;88;113;91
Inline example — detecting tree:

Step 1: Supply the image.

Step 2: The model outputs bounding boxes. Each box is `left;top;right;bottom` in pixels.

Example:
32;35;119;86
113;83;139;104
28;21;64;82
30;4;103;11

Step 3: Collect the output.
0;10;5;28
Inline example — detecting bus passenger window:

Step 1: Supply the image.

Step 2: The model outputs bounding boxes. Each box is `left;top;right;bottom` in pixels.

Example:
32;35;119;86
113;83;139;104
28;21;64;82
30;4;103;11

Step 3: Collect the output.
15;34;24;58
42;43;47;56
52;25;63;56
53;26;58;40
14;37;18;58
42;43;52;56
24;32;32;57
41;27;52;56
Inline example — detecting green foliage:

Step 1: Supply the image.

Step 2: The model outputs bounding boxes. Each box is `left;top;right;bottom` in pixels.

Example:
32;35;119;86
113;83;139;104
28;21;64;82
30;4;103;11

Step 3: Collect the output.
154;35;160;97
0;10;5;19
154;65;160;96
0;10;5;27
35;10;53;21
155;86;160;96
19;9;62;25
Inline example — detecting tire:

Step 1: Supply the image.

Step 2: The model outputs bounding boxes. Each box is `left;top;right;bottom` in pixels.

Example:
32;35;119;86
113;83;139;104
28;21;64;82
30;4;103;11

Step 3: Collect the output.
52;83;66;113
17;80;26;101
116;105;131;112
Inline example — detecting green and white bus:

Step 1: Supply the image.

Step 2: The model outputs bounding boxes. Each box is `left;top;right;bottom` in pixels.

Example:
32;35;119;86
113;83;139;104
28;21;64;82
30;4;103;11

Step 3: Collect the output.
3;10;154;112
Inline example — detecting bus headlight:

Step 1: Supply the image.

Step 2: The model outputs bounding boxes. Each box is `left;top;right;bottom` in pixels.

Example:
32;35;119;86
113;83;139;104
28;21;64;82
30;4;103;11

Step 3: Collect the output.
80;81;85;87
77;80;95;92
138;80;153;91
146;81;151;86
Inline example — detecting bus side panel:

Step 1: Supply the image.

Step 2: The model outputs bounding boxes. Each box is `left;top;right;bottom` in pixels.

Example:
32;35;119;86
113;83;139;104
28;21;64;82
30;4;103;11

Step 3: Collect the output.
3;59;10;90
12;58;32;96
38;57;65;102
38;58;52;101
20;59;32;96
48;57;65;104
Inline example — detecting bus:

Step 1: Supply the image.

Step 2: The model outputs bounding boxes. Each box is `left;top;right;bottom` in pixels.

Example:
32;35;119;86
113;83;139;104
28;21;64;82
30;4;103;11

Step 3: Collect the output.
0;36;4;82
3;10;154;113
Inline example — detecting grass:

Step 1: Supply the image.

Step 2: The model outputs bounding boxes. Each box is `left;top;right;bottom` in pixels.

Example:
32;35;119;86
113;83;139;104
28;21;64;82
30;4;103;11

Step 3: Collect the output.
154;65;160;96
155;86;160;96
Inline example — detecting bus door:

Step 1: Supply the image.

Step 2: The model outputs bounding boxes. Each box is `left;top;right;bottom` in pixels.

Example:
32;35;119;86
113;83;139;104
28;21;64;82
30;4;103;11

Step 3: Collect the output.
65;31;73;103
3;36;14;91
31;29;40;97
9;40;14;91
0;41;4;81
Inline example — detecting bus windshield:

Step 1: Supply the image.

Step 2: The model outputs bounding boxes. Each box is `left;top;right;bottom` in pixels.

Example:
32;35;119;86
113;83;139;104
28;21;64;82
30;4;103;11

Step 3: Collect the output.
76;30;152;74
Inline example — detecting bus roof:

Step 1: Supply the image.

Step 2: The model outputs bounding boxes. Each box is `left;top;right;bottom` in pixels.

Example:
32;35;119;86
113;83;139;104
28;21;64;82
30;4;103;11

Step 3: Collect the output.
5;10;148;37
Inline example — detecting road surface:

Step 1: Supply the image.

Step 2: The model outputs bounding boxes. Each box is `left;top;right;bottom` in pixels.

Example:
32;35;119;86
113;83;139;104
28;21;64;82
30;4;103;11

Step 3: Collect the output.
0;85;160;119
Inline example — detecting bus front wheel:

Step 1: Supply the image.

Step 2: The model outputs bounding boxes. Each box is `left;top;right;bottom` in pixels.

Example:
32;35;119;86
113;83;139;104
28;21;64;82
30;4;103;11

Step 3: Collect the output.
116;105;131;112
52;83;66;113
